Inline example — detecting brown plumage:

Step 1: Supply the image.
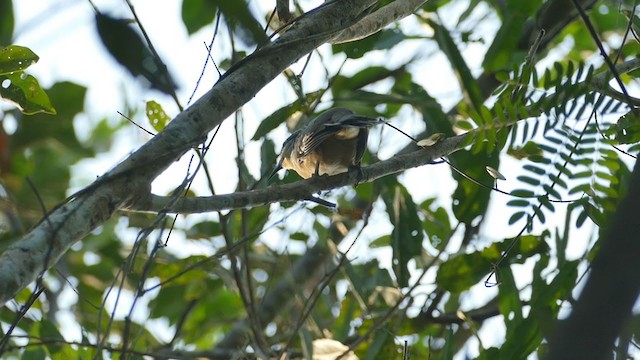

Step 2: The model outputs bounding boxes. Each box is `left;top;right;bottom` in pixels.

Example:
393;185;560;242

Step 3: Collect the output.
271;108;379;179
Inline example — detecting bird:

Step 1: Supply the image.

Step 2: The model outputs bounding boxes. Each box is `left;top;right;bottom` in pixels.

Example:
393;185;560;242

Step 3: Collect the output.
270;108;379;179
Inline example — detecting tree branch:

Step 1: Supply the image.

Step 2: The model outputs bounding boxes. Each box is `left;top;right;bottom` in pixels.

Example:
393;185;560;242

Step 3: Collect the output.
136;51;640;217
127;133;468;213
332;0;427;44
0;0;378;307
413;299;502;325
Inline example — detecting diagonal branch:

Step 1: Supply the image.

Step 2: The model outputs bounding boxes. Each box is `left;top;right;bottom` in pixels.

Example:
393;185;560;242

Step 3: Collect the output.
0;0;378;307
127;133;468;213
332;0;427;43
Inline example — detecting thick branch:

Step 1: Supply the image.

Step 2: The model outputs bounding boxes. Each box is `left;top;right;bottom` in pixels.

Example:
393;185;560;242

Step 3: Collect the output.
0;0;377;307
0;176;143;306
332;0;427;43
127;133;468;213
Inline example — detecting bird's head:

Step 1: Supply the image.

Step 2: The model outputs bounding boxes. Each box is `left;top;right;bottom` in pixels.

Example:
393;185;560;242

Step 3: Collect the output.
269;131;300;180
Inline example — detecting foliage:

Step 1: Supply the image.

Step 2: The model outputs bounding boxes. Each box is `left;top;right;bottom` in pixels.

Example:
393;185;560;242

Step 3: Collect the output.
0;45;55;115
1;0;640;359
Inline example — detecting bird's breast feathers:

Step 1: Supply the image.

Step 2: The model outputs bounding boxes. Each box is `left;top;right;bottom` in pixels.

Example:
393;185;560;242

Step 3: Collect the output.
333;126;360;140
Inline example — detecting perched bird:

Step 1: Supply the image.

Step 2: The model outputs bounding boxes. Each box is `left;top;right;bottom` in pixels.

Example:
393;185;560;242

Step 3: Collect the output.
270;108;379;179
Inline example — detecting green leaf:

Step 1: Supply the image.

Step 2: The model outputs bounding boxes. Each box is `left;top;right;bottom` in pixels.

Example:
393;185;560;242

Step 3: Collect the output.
438;236;548;293
508;199;529;208
146;100;171;132
511;189;535;197
482;16;526;71
341;261;394;315
260;137;277;177
7;81;89;212
290;231;309;241
0;72;55;114
218;1;268;46
420;199;452;250
498;265;523;331
427;19;483;112
181;0;216;35
0;45;38;74
582;201;603;226
508;141;543;159
86;117;127;152
252;103;299;140
455;119;474;131
451;151;498;224
301;328;314;360
363;325;393;359
530;259;578;324
508;211;526;225
187;221;220;239
499;309;542;359
39;318;65;355
332;66;404;94
11;82;86;151
333;297;359;340
332;28;406;59
96;13;176;94
150;285;192;323
337;90;404;105
382;184;424;287
283;68;303;99
613;110;640;144
369;234;391;248
251;90;323;140
22;348;48;360
437;249;494;293
482;0;541;70
516;232;550;258
374;28;406;49
517;175;540;186
0;0;14;45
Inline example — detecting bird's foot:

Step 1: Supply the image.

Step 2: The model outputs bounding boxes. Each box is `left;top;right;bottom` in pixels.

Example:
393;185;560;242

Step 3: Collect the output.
304;195;336;208
348;164;364;187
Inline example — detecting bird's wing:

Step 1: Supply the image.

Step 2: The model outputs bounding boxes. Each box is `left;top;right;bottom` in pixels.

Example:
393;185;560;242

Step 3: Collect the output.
298;110;377;156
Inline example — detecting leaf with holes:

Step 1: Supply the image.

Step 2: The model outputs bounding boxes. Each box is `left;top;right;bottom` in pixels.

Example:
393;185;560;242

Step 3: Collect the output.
146;100;171;132
0;72;55;114
0;45;39;75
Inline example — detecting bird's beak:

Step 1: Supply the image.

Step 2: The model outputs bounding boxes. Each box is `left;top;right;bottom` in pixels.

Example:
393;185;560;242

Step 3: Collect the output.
268;161;283;181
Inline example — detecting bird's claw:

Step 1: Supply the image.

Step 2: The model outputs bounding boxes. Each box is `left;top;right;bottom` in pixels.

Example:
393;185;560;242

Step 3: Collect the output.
348;164;364;187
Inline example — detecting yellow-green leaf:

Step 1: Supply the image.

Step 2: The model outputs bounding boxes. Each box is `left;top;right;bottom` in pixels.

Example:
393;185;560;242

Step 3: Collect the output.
146;100;171;132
